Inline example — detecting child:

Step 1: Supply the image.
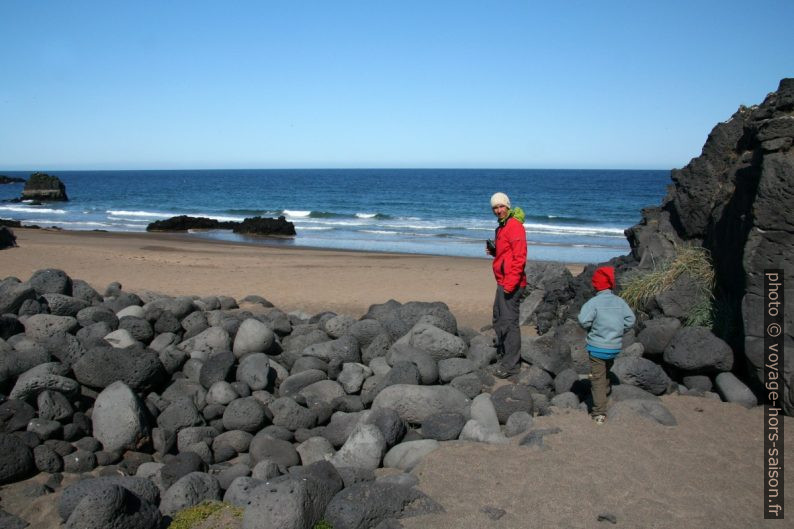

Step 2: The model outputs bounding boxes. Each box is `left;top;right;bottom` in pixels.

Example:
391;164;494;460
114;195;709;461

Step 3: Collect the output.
577;266;636;424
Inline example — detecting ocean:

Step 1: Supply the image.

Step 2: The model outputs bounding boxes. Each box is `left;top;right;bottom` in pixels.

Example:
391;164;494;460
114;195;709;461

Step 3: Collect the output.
0;169;670;263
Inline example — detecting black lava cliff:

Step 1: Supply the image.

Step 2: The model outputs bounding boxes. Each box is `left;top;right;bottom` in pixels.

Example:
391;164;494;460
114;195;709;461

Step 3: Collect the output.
626;78;793;413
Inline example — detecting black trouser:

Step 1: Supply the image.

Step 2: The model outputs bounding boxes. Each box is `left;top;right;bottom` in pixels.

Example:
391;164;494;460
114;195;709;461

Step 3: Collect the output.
493;285;524;372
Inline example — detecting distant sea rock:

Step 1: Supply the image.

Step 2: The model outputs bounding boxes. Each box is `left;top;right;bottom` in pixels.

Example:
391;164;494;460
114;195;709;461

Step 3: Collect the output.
0;176;25;184
147;215;296;236
233;216;296;236
146;215;238;232
21;172;68;201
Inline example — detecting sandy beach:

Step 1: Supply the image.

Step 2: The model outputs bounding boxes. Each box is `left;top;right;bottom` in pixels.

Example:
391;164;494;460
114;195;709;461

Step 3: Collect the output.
1;226;792;529
0;227;583;331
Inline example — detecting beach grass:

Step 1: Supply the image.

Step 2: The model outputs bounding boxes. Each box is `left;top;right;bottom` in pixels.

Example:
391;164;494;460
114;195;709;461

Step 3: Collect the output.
619;244;715;326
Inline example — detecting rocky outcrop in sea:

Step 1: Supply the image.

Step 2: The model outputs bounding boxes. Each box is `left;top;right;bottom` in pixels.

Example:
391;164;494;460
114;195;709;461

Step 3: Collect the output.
21;173;68;202
0;176;26;185
523;78;793;414
147;215;297;237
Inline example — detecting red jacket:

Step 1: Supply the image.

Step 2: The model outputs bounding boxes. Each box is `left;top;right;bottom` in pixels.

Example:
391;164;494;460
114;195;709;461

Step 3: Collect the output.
492;216;527;292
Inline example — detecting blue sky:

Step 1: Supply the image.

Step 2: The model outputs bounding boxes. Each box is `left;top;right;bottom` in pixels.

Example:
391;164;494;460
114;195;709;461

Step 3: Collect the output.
1;1;792;170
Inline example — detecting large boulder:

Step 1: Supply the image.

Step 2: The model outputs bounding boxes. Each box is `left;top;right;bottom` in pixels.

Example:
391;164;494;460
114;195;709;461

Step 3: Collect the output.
383;439;440;471
663;327;733;372
23;314;79;341
0;433;34;484
92;381;150;452
64;484;161;529
329;423;386;471
236;353;274;391
715;372;758;408
0;280;36;314
159;472;221;516
233;318;275;356
324;482;444;529
637;317;681;355
58;476;160;521
242;461;342;529
393;323;466;361
177;327;232;356
73;346;165;391
9;362;79;401
520;332;572;375
385;344;439;385
371;385;469;423
248;433;300;468
612;357;673;395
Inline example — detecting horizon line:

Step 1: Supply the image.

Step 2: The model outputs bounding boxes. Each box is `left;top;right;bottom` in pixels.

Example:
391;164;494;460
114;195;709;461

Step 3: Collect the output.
1;166;675;173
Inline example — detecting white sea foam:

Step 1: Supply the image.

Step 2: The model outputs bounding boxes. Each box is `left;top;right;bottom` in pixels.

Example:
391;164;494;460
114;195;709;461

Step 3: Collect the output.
360;230;399;235
0;205;67;214
106;210;166;218
356;212;377;218
283;210;311;217
186;213;244;222
26;219;110;227
292;219;367;227
523;223;625;237
299;226;333;231
107;216;152;222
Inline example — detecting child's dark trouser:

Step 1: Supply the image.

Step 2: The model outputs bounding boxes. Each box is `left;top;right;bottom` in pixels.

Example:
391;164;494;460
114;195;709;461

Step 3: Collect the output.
589;355;614;415
493;285;524;372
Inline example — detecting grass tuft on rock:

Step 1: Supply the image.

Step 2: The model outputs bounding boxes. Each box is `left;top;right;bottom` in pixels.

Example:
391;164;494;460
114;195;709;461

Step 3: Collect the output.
620;244;715;326
314;521;335;529
167;501;243;529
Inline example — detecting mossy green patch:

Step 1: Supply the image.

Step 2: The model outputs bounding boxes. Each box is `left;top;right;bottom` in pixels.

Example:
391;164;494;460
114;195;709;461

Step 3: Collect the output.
167;501;243;529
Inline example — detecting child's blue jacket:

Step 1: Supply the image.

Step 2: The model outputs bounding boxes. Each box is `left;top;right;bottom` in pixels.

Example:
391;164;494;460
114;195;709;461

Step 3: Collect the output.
577;289;636;351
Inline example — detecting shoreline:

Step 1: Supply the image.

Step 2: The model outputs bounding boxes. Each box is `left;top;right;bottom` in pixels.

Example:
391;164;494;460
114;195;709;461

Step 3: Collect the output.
1;227;585;330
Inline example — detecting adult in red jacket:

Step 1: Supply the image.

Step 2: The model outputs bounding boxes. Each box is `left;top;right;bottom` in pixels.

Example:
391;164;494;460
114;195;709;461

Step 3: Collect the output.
487;192;527;378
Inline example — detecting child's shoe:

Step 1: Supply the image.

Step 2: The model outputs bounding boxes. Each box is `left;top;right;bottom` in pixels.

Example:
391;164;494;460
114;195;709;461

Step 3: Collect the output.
592;414;606;425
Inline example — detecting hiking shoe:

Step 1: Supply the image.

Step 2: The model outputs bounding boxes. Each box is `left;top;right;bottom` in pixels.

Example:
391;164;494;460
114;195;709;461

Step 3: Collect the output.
592;414;606;425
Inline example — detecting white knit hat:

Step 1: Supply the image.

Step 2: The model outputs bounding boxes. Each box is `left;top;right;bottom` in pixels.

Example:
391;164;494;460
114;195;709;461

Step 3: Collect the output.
490;192;510;208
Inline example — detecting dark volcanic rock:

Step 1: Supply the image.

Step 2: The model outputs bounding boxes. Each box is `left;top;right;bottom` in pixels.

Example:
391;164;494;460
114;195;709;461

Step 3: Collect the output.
663;327;733;373
612;357;673;395
147;214;295;236
58;476;160;522
233;215;296;236
146;215;236;232
421;412;466;441
491;384;534;424
626;78;794;413
324;482;444;529
0;279;36;314
73;346;165;391
0;226;16;249
21;172;68;201
0;433;35;483
64;483;161;529
0;175;26;184
29;268;72;296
